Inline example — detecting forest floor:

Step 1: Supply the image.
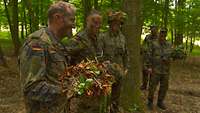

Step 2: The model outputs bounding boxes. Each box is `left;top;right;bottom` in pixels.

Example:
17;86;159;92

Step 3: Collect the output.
0;56;200;113
142;56;200;113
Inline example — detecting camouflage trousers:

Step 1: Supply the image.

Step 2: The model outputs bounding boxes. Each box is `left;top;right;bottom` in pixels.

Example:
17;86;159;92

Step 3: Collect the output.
110;77;122;113
148;74;169;103
23;82;68;113
24;97;68;113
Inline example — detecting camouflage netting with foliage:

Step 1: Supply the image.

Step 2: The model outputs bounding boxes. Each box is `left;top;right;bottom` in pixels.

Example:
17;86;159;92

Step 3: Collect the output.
171;45;187;60
59;60;123;98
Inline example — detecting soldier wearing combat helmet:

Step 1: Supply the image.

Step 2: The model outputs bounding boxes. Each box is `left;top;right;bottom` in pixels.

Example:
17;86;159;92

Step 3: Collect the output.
147;27;173;110
141;25;158;90
101;10;128;113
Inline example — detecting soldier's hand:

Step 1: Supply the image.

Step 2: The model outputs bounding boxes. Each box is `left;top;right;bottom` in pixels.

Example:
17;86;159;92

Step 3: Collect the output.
124;69;128;75
147;68;153;74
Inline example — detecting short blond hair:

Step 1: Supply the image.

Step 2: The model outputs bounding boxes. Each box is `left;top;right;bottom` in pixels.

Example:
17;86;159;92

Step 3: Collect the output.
48;1;76;22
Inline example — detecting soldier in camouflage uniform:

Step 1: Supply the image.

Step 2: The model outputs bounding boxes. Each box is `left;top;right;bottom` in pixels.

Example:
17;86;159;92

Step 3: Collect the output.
66;10;104;113
66;10;103;65
141;25;158;90
147;28;173;110
19;2;76;113
100;11;128;113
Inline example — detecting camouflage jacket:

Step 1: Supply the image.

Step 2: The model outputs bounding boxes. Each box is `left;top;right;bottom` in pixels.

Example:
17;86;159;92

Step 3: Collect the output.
100;30;128;68
66;29;103;64
147;39;173;74
142;34;158;70
19;28;69;113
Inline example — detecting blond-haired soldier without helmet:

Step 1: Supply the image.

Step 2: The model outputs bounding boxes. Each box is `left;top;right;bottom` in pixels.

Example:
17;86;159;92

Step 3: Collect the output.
19;1;76;113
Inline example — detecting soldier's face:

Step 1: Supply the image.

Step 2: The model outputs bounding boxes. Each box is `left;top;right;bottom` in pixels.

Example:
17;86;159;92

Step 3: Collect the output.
151;27;158;35
61;12;75;38
159;31;167;41
87;14;102;35
110;21;121;33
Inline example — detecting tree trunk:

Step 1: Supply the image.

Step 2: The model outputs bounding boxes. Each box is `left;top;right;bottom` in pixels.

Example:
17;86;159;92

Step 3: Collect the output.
121;0;143;112
94;0;98;10
0;44;7;67
21;0;25;40
12;0;20;54
171;28;174;44
21;20;24;40
29;15;32;33
39;0;50;26
186;34;189;50
22;0;28;37
34;0;40;28
174;0;186;46
163;0;169;28
40;0;45;26
24;0;38;33
110;0;114;8
153;0;159;24
3;0;21;55
190;36;194;52
82;0;92;27
175;33;183;46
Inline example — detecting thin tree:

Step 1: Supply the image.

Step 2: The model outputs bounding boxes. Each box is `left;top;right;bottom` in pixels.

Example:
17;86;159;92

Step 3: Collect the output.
94;0;98;10
163;0;170;28
174;0;186;46
82;0;92;27
24;0;38;33
3;0;21;55
0;44;7;67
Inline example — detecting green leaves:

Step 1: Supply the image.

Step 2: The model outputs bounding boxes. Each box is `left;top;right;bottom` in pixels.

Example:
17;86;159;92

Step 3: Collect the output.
76;76;93;96
88;65;101;76
85;78;93;88
77;83;85;95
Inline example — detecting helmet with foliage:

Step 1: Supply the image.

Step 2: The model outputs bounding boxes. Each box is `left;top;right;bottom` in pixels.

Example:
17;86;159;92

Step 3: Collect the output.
107;10;127;25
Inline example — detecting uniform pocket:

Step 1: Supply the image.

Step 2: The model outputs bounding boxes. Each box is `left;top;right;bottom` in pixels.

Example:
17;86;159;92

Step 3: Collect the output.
26;82;61;103
49;52;67;73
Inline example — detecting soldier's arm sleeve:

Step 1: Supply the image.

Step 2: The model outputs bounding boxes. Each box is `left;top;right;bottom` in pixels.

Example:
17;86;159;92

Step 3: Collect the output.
19;41;47;91
142;37;152;70
142;36;148;54
65;36;86;56
19;41;60;102
169;42;175;60
97;33;106;62
144;40;153;69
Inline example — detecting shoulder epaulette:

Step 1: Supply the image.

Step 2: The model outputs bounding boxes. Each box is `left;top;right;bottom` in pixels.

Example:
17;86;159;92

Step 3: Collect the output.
28;28;45;39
